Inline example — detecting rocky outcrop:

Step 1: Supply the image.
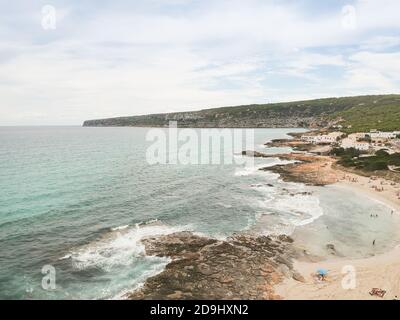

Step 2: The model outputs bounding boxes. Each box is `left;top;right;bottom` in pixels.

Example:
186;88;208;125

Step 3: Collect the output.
241;150;270;158
264;138;316;152
242;151;338;186
127;232;301;300
262;160;336;187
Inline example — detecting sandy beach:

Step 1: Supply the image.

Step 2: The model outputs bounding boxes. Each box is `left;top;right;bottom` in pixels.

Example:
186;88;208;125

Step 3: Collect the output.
275;244;400;300
274;157;400;300
337;172;400;213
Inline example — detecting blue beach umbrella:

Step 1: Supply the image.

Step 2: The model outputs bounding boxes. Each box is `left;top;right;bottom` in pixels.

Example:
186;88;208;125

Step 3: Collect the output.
317;268;328;276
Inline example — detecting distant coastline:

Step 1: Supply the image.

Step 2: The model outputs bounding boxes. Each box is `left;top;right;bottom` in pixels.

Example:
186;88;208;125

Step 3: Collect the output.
83;94;400;133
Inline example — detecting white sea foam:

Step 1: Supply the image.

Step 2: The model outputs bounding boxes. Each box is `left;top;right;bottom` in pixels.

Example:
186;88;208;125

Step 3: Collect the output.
58;254;72;261
263;192;323;232
111;224;129;231
233;154;324;235
234;166;262;176
250;175;324;235
110;258;170;300
191;230;228;241
69;221;188;272
68;220;194;299
234;158;297;177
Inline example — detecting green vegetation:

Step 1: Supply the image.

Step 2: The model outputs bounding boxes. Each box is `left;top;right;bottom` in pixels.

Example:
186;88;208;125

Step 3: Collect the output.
330;147;363;158
83;94;400;131
331;148;400;171
329;95;400;133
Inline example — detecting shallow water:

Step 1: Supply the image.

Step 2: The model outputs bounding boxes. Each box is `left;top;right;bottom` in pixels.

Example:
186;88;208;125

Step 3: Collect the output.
291;184;400;258
0;126;398;299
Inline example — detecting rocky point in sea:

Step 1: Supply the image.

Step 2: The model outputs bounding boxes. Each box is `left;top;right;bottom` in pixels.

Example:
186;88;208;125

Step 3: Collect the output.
127;231;305;300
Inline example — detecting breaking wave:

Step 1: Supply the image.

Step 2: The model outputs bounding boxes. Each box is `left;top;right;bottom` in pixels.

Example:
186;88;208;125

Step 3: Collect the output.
68;220;187;272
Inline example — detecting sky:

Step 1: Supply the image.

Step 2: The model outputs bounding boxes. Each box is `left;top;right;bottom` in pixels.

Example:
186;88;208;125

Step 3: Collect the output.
0;0;399;125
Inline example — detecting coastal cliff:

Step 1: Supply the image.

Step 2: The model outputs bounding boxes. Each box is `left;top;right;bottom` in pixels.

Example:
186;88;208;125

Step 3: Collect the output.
83;94;400;132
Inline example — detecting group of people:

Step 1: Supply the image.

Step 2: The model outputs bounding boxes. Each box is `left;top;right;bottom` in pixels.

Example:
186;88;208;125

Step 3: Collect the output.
371;185;385;192
341;175;359;183
370;210;396;246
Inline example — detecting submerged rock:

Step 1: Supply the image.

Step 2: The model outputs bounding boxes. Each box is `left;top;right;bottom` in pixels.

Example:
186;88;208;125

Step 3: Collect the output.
292;271;306;283
326;243;340;256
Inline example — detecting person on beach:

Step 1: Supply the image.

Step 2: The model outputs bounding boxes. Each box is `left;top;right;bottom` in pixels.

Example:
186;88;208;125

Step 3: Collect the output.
373;239;376;246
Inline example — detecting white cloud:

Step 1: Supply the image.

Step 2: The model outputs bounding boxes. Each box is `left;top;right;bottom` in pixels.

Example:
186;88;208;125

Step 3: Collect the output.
0;0;399;125
344;51;400;92
361;36;400;51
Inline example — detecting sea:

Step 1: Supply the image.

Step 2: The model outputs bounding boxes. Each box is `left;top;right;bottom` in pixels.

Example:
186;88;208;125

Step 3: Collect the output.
1;126;400;299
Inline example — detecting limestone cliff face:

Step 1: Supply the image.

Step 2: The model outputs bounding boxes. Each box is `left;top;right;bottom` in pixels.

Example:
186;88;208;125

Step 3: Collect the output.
82;110;325;128
82;94;400;130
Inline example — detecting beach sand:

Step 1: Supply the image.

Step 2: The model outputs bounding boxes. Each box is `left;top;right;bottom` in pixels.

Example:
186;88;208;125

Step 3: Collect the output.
275;165;400;300
337;172;400;212
275;244;400;300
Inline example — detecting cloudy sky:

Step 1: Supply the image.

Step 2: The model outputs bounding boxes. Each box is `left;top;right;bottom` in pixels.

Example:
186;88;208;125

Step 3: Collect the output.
1;0;399;125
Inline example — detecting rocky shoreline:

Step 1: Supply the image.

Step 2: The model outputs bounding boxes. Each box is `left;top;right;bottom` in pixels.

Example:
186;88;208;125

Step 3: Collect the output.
127;149;342;300
242;150;338;186
128;232;305;300
127;136;400;300
263;156;337;186
264;138;315;152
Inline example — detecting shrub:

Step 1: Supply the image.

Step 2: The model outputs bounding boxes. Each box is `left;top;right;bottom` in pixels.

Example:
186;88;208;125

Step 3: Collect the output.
364;161;388;171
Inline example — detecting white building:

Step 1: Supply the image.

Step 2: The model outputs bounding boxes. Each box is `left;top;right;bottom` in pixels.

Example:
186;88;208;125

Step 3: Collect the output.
328;132;345;139
369;131;397;139
348;132;367;140
300;135;316;143
340;138;370;151
301;132;343;144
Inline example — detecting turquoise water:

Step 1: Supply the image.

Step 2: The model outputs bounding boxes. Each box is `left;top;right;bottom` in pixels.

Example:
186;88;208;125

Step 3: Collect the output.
0;126;302;299
0;126;398;299
292;184;400;258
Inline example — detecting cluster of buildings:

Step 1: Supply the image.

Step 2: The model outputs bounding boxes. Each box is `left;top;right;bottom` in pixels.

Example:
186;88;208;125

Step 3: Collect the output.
301;130;400;153
340;137;370;151
300;132;343;144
